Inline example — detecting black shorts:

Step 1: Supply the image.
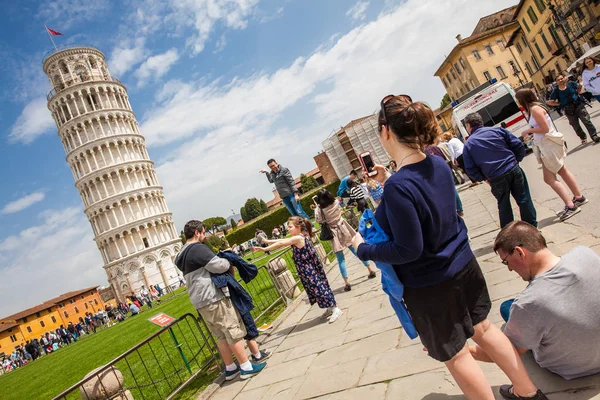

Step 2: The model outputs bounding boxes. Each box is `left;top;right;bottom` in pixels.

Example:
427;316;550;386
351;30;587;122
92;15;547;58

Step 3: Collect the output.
403;257;491;362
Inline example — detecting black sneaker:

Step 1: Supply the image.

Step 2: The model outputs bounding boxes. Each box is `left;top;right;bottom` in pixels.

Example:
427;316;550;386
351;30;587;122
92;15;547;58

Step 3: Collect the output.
344;284;352;292
368;271;377;279
559;205;581;221
499;385;548;400
573;196;589;207
592;136;600;143
251;350;271;363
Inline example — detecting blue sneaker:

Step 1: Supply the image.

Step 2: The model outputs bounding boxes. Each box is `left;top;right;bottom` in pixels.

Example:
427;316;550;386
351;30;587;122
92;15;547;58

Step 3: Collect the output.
240;361;267;379
225;366;240;381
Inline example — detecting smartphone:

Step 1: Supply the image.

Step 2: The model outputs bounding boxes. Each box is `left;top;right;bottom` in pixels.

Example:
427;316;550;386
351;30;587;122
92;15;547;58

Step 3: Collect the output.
359;151;377;176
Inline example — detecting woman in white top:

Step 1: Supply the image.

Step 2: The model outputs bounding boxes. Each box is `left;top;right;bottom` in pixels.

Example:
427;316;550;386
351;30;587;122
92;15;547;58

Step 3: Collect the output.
516;89;588;221
581;57;600;102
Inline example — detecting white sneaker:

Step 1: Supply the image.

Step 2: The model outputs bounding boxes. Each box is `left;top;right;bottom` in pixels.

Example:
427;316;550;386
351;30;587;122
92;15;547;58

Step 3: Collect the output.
328;308;343;323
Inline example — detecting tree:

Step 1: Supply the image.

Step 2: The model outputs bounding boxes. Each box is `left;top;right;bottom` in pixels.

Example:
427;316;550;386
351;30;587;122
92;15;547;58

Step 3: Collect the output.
230;218;237;230
300;173;318;193
259;199;268;213
180;231;186;245
203;217;227;233
244;198;263;221
440;93;452;109
240;206;249;223
204;234;228;253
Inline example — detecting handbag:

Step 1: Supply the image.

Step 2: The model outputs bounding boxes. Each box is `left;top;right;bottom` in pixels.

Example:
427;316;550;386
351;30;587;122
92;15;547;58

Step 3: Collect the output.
318;208;334;241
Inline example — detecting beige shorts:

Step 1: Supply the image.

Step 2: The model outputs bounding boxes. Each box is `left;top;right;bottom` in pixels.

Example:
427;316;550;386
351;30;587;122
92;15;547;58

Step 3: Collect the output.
198;297;246;344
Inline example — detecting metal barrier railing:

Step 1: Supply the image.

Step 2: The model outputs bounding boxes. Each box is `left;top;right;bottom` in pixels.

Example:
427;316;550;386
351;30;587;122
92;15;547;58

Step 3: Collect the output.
51;313;221;400
49;232;337;400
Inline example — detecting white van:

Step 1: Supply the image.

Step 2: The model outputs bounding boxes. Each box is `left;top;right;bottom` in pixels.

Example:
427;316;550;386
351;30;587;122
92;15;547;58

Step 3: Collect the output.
452;81;532;150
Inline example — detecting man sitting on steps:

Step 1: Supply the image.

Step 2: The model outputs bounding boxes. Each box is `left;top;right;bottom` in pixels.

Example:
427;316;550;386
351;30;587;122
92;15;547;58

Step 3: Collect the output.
470;221;600;382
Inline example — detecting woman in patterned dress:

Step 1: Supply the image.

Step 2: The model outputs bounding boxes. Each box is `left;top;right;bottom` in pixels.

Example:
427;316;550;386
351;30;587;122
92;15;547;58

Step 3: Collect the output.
254;217;343;323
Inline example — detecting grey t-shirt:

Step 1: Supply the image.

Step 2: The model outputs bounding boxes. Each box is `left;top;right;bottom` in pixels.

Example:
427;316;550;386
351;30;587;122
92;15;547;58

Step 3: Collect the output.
504;246;600;380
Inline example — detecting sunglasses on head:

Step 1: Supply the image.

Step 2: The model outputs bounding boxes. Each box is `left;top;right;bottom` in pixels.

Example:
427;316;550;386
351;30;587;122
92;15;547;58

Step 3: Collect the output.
379;94;413;130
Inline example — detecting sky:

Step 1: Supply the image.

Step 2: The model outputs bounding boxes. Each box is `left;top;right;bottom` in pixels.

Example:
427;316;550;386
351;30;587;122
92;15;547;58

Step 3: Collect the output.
0;0;519;316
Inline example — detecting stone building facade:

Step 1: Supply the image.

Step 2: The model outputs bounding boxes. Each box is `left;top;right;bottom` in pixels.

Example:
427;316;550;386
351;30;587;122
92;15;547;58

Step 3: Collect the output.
42;45;182;302
434;6;532;101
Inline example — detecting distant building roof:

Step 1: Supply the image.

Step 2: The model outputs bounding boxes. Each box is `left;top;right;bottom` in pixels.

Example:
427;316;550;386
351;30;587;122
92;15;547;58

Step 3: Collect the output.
434;5;519;76
2;286;99;321
470;5;518;36
0;321;19;334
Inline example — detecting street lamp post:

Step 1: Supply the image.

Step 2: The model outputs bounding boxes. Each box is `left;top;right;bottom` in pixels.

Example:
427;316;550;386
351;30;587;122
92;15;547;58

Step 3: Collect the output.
509;61;525;87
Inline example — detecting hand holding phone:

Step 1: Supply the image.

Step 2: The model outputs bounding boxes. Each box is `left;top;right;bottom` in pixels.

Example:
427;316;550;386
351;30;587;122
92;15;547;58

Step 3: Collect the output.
359;151;377;177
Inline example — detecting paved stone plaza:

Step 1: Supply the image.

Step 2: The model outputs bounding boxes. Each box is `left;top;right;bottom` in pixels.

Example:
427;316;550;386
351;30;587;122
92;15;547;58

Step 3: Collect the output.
206;112;600;400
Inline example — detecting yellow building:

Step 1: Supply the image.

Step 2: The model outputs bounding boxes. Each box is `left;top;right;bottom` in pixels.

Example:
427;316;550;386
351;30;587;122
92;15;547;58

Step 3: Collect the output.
435;6;532;101
507;0;600;91
0;286;104;350
0;322;25;356
434;104;454;134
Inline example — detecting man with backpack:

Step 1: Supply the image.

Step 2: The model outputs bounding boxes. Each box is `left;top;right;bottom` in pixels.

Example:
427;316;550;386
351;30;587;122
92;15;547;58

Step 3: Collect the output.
547;74;599;144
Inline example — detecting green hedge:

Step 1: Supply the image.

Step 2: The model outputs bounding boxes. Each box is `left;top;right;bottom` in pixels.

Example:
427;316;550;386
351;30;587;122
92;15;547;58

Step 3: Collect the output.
226;180;340;245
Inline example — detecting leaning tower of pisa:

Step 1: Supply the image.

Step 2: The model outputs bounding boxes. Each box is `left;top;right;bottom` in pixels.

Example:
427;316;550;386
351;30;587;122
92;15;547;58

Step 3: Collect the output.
42;45;183;302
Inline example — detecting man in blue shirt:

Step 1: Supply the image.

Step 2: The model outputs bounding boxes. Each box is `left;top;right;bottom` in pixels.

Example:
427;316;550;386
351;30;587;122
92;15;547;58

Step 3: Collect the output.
547;74;599;144
337;170;358;198
462;112;537;228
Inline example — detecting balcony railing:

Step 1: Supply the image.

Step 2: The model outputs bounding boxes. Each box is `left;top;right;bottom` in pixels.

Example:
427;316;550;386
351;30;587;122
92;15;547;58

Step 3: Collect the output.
549;40;564;56
46;76;123;100
42;44;101;64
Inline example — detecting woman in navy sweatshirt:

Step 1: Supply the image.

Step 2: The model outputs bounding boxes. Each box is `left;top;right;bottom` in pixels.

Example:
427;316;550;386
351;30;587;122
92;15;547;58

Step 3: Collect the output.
352;96;545;400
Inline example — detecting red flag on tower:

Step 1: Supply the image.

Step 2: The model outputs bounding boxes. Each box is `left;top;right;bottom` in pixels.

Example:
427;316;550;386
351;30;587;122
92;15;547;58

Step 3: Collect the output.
46;27;63;36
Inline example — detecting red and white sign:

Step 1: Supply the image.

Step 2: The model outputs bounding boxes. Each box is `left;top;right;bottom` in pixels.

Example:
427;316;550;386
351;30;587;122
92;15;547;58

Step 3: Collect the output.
148;313;176;327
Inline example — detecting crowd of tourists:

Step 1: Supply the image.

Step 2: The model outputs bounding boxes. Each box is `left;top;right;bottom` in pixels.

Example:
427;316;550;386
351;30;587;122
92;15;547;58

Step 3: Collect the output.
173;76;600;400
1;284;173;374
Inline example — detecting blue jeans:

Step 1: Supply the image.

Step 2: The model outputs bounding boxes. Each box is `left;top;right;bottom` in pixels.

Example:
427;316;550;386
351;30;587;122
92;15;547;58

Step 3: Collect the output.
282;195;311;219
335;245;369;278
489;166;537;228
500;299;514;322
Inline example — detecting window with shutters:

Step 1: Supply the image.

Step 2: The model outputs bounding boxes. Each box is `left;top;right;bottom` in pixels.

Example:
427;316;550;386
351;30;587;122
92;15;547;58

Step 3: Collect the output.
496;66;507;79
522;18;531;32
483;71;492;81
472;50;482;60
527;7;538;24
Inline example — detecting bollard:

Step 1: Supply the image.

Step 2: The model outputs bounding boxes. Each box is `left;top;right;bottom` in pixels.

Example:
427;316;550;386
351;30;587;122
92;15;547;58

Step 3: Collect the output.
80;365;134;400
267;258;301;299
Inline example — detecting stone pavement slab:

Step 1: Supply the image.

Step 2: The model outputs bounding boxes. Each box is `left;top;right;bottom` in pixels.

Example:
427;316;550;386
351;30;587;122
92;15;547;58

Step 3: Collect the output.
312;329;400;370
359;343;440;386
208;174;600;400
243;353;317;391
294;358;367;399
314;383;387;400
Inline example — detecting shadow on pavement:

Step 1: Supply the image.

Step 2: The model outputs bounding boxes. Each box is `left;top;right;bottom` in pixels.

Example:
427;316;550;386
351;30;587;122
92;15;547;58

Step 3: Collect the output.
473;244;495;259
537;216;560;229
567;142;594;156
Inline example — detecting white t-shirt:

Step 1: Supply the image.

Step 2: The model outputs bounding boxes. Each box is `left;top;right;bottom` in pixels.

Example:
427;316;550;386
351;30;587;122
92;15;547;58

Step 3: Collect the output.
528;106;556;142
582;64;600;95
447;138;464;162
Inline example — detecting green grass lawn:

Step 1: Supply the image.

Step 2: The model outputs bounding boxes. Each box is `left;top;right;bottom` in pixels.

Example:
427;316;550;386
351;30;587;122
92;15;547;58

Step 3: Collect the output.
0;236;335;400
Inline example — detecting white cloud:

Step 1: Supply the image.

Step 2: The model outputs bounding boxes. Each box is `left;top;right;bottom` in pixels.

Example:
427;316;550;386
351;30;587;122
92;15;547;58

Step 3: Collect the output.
0;207;105;317
1;192;45;215
138;0;518;224
37;0;110;29
134;48;180;86
9;97;55;144
125;0;260;55
346;1;370;21
108;39;147;76
214;35;228;53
